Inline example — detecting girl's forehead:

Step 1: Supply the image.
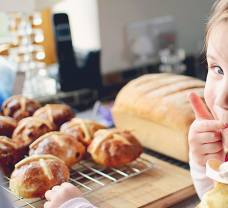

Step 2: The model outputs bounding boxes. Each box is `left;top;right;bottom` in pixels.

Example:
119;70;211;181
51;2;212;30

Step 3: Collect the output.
207;21;228;61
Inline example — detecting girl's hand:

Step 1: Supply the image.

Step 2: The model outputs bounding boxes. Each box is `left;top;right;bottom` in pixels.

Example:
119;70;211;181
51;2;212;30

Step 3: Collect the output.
188;92;225;166
44;182;82;208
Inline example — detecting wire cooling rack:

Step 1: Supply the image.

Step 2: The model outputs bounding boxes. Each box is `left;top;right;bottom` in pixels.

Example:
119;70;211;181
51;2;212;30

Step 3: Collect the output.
1;155;153;208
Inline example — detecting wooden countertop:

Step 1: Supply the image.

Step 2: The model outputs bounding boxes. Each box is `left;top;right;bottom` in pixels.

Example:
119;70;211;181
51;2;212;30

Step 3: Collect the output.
10;153;198;208
86;153;197;208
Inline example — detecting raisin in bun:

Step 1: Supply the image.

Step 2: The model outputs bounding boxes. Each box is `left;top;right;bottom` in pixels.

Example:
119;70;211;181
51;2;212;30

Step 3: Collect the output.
0;136;16;175
33;104;74;129
12;117;54;147
60;118;106;146
9;154;69;198
1;95;40;121
88;129;143;167
29;132;85;167
0;116;17;137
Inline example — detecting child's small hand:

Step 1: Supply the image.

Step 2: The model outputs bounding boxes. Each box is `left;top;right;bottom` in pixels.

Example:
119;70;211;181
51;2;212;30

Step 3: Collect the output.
44;182;82;208
188;92;225;166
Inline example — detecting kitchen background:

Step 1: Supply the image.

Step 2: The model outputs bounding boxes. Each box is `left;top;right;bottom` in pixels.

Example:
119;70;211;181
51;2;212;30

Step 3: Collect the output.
0;1;218;207
0;0;213;103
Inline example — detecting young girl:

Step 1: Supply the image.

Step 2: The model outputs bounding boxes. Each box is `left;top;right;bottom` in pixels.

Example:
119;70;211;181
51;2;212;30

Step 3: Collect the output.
45;0;228;206
188;0;228;199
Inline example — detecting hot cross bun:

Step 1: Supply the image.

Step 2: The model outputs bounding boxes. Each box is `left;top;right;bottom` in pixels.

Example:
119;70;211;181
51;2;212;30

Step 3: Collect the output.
29;131;85;167
88;128;143;167
1;95;40;121
9;155;69;198
33;104;74;129
60;118;106;146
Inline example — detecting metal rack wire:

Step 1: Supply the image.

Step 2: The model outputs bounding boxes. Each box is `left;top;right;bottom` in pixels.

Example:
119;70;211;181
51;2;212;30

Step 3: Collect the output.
1;155;153;208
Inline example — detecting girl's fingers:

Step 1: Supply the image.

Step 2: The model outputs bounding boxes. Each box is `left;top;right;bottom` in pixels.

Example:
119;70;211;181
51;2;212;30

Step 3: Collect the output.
43;201;51;208
45;190;54;201
193;150;225;166
60;182;82;196
205;150;225;162
195;131;222;144
188;92;213;120
200;141;223;155
191;119;225;132
52;186;61;191
61;182;75;189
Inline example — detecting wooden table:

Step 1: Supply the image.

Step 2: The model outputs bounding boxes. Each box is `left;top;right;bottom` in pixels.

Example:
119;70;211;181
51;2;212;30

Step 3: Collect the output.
9;153;198;208
171;195;199;208
86;154;197;208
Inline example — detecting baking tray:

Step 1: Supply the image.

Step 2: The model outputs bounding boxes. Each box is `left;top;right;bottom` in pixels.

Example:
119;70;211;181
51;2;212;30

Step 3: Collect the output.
1;154;153;208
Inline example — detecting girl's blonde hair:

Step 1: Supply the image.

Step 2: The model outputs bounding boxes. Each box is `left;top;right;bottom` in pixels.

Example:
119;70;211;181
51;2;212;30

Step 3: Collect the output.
206;0;228;48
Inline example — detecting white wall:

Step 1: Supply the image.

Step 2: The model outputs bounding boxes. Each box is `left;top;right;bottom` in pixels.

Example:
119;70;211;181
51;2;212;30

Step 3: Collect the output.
53;0;100;50
97;0;214;74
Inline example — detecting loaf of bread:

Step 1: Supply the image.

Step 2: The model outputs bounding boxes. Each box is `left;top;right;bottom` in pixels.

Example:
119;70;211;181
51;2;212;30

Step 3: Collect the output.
112;73;205;162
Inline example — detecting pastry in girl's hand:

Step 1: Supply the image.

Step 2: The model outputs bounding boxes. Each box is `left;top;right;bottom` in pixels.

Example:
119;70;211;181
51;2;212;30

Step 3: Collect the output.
0;116;17;137
197;183;228;208
12;117;54;147
9;154;70;198
60;118;106;146
197;159;228;208
1;95;41;121
33;104;74;129
29;132;85;167
88;128;143;167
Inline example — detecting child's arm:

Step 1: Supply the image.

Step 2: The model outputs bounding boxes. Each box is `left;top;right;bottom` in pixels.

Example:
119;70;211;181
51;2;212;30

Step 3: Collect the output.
188;92;225;198
44;182;97;208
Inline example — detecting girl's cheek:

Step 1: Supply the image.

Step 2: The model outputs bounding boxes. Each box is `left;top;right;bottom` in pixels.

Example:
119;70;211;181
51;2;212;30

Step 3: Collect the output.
204;80;215;110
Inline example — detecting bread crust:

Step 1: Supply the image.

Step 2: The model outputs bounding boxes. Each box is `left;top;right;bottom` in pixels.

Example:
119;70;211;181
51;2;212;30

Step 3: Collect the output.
88;129;143;167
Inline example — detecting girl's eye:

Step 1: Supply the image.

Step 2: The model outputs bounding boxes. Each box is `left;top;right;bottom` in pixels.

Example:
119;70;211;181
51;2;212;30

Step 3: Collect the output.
210;66;224;75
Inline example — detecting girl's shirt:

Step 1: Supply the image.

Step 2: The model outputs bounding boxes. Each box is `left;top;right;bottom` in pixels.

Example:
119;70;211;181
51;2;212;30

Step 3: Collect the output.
189;153;214;199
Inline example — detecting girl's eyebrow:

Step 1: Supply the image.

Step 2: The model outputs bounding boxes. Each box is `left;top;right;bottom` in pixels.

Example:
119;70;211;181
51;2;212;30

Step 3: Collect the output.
206;54;217;60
